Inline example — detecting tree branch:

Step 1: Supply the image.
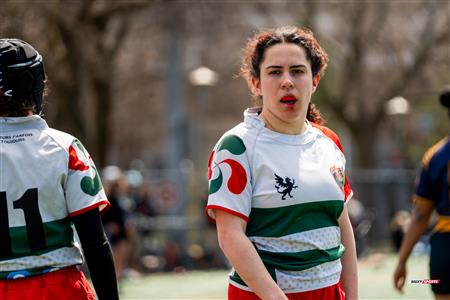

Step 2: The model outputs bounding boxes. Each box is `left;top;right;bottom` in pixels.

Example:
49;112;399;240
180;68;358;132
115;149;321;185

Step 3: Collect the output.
91;1;151;21
373;4;450;126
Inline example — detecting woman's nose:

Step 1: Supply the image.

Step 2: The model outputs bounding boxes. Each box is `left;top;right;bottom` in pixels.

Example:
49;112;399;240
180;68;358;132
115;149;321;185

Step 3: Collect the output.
280;74;294;89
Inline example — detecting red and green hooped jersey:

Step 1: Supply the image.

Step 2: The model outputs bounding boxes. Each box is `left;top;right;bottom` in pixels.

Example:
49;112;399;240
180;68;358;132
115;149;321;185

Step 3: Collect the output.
0;115;109;279
206;107;353;293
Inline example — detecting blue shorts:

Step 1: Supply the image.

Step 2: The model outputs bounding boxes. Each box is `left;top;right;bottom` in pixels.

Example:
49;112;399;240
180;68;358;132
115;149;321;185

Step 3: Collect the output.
430;232;450;295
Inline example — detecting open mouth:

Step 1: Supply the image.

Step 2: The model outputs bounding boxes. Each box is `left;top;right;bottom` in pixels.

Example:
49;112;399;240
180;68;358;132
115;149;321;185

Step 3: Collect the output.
280;95;297;105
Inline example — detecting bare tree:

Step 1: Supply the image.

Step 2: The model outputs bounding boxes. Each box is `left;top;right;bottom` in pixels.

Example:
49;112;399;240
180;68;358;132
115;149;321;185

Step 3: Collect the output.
313;1;450;168
2;1;448;172
36;0;151;167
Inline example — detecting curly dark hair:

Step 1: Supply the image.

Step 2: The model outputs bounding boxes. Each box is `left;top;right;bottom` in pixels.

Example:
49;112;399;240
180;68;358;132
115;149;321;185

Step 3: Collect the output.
0;96;37;117
0;85;47;117
240;26;328;125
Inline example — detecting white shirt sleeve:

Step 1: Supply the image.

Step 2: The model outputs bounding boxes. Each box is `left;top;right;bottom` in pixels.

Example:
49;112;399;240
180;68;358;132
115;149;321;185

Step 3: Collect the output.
65;139;109;216
206;134;252;222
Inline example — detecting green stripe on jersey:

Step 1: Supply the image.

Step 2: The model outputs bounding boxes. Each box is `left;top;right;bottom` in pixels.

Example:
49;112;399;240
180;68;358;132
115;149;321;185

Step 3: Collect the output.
230;245;344;287
258;244;344;271
246;200;343;237
230;266;277;288
1;218;74;260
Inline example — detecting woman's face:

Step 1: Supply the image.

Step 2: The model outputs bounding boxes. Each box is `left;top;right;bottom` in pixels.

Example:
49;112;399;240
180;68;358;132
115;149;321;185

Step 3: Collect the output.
251;42;320;133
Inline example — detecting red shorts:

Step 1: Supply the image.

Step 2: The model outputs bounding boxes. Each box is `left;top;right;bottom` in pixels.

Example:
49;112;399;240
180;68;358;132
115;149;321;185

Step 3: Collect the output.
228;282;345;300
0;266;95;300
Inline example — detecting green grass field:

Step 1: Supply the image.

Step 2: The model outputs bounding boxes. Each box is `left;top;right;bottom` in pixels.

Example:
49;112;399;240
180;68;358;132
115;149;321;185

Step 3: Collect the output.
119;254;434;299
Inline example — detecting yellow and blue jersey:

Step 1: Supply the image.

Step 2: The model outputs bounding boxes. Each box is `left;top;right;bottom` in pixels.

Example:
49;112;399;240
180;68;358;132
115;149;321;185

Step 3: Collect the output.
416;137;450;232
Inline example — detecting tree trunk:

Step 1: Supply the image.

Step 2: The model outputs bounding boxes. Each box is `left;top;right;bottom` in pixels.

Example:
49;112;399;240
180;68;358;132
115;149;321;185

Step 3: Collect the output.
353;124;378;169
93;74;111;169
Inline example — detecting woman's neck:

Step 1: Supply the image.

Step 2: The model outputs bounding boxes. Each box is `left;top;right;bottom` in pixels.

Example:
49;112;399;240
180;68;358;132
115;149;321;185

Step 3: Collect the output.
259;110;307;135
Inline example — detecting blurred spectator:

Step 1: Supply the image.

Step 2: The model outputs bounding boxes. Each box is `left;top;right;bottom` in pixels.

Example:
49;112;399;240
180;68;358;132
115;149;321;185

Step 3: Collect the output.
390;210;411;252
163;240;183;272
101;166;134;279
348;197;371;258
124;171;154;274
134;183;158;217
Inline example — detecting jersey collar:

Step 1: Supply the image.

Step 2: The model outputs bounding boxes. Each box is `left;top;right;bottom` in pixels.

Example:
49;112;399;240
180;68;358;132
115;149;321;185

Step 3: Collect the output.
0;115;42;124
0;115;47;132
243;107;316;145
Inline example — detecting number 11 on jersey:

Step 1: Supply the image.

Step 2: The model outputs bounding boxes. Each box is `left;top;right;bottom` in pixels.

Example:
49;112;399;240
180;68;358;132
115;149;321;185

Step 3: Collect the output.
0;188;45;257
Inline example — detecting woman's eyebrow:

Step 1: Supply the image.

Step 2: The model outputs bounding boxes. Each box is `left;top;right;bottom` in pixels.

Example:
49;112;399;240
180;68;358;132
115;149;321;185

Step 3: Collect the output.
290;64;307;69
265;65;282;69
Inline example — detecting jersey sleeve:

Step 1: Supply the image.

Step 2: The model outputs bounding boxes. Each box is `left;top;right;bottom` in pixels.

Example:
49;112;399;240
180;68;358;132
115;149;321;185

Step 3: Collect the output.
206;134;252;223
415;139;448;204
311;123;353;203
65;139;110;217
415;159;437;204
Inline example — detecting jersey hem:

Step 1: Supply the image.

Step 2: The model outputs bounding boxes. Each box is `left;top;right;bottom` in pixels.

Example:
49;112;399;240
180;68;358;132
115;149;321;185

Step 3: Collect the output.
414;195;434;204
69;200;110;217
205;205;249;223
344;190;353;204
229;278;252;291
228;275;341;294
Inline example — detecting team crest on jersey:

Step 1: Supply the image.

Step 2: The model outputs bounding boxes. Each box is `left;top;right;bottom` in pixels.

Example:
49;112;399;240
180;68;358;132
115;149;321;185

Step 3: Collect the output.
330;166;345;191
274;173;298;200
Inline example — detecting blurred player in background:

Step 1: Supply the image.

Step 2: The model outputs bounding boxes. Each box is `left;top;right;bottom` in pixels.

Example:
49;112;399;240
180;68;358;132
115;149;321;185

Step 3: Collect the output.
394;86;450;300
206;26;357;299
101;165;137;279
0;39;118;299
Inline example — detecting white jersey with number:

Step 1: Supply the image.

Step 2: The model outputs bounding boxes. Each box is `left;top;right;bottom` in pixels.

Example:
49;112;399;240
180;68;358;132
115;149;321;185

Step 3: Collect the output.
0;115;109;279
206;107;352;293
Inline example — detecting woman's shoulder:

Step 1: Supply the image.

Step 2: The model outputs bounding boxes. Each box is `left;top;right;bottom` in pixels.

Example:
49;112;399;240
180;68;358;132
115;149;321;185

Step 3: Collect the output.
217;120;260;143
310;122;345;153
211;121;263;160
44;127;80;148
421;137;450;171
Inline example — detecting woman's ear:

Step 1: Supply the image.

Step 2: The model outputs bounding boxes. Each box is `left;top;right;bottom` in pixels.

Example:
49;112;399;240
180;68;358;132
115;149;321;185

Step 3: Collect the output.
312;74;321;93
250;76;262;96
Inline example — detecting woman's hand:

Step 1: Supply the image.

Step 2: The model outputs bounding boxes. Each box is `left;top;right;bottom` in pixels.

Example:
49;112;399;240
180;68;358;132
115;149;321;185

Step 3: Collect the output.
215;209;288;300
393;261;407;293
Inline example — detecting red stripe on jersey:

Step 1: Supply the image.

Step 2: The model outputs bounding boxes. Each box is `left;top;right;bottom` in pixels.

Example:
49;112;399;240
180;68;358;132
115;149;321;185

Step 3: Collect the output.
206;205;249;223
68;145;90;171
69;200;110;217
208;150;215;180
310;122;344;153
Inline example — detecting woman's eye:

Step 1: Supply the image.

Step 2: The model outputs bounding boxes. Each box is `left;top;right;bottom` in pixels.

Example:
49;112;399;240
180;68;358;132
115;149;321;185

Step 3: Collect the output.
292;69;304;74
269;70;281;75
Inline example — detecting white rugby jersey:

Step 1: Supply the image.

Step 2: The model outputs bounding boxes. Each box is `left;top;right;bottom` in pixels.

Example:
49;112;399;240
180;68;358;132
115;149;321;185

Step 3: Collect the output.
0;115;109;279
206;107;352;293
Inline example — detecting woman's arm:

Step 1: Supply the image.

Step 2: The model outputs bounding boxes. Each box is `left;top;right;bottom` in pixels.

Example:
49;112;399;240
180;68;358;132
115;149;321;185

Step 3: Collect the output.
339;206;358;300
72;208;119;300
215;210;288;300
393;198;434;293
